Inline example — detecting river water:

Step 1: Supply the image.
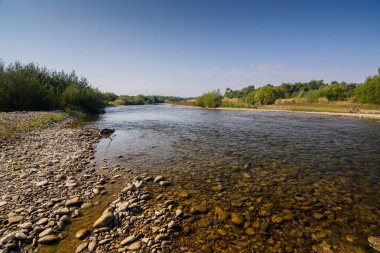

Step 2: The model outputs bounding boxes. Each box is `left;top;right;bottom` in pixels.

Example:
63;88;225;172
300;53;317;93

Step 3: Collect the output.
87;105;380;252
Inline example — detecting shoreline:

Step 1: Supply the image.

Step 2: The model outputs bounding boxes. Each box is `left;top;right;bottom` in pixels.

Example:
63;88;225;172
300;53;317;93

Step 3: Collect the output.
0;112;183;253
165;103;380;121
0;112;102;251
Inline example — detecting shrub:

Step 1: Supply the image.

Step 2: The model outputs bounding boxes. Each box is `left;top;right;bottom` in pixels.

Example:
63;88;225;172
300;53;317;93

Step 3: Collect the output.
355;75;380;104
196;90;222;108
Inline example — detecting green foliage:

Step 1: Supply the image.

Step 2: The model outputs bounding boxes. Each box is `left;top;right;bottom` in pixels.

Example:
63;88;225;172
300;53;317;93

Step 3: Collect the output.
110;94;184;106
355;74;380;104
196;90;223;108
246;85;282;105
225;85;255;99
0;60;109;113
318;83;354;101
221;98;253;108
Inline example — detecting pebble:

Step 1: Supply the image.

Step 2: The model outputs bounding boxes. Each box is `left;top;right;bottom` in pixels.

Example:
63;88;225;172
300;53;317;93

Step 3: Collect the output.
65;197;83;207
38;235;60;245
368;236;380;252
120;235;137;246
93;211;114;228
76;229;90;240
8;215;24;225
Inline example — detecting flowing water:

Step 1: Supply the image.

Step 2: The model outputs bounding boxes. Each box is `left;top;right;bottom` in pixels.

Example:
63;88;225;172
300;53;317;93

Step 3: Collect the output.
87;105;380;252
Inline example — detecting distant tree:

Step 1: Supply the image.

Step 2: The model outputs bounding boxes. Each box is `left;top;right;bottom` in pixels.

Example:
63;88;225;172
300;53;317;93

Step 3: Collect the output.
355;74;380;104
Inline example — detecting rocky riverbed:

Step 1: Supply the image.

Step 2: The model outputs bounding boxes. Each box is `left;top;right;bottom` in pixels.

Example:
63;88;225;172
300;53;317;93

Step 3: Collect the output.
0;112;182;252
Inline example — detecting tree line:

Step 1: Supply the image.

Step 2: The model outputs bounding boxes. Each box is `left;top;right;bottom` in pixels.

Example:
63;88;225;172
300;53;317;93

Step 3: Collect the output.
0;60;119;113
196;68;380;108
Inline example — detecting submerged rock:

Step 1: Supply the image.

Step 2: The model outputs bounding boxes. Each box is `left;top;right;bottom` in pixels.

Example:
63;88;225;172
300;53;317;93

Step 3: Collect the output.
368;236;380;252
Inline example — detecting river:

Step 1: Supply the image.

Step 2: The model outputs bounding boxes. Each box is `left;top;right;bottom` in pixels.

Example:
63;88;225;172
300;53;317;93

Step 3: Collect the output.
86;105;380;252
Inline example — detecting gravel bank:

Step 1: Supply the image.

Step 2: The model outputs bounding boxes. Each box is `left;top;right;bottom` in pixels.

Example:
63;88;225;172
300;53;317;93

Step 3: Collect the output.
0;112;100;251
0;112;182;253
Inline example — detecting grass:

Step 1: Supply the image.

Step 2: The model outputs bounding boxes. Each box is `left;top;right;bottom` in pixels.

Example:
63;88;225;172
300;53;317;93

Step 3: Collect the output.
0;112;68;140
267;101;380;114
221;98;256;108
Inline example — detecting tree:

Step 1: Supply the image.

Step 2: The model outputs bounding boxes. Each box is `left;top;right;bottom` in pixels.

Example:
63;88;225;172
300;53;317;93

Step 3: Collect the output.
355;74;380;104
254;85;278;105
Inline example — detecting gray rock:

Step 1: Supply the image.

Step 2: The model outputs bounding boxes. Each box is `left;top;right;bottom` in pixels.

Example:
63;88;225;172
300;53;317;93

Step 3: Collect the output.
39;228;53;238
154;175;165;183
8;215;24;225
65;197;83;207
54;207;70;215
38;235;59;245
76;242;88;253
0;232;15;244
93;211;114;228
36;180;48;186
126;241;141;250
120;235;136;246
15;232;27;240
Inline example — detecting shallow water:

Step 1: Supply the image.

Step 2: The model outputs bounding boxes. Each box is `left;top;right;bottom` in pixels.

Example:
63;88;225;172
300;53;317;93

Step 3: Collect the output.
88;105;380;252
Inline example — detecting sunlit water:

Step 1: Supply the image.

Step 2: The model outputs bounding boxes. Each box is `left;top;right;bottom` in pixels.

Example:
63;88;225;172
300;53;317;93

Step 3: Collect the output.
87;105;380;252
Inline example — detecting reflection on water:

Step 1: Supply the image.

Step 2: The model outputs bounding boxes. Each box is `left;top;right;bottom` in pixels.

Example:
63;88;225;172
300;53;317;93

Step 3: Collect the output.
88;105;380;252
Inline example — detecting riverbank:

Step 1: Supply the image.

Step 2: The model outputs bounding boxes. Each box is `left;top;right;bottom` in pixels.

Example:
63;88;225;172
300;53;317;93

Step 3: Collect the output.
0;112;183;252
166;103;380;121
0;111;101;251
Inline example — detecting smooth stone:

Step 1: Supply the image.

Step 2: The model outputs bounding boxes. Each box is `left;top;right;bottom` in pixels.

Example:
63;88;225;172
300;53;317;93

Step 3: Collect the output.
126;241;141;250
159;181;172;186
18;222;32;229
93;212;113;228
36;180;48;187
65;197;83;207
36;217;49;225
168;221;179;229
81;203;94;209
175;209;183;217
368;236;380;252
38;235;59;245
76;229;90;240
66;182;78;187
154;175;165;183
39;228;53;238
76;242;88;253
120;235;136;246
121;184;136;193
88;241;97;252
117;202;130;212
154;234;169;242
15;232;27;240
8;215;24;225
54;207;70;215
0;232;15;244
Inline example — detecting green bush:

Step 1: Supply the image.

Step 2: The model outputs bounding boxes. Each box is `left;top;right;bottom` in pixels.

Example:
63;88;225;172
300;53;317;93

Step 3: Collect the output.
196;90;222;108
0;60;109;113
355;75;380;104
253;85;278;105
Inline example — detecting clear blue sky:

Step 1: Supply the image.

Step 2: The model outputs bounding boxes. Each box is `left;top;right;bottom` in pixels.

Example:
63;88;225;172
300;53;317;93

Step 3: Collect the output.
0;0;379;97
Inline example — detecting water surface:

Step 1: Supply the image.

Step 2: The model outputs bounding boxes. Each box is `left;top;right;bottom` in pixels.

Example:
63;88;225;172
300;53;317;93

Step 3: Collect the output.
88;105;380;252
